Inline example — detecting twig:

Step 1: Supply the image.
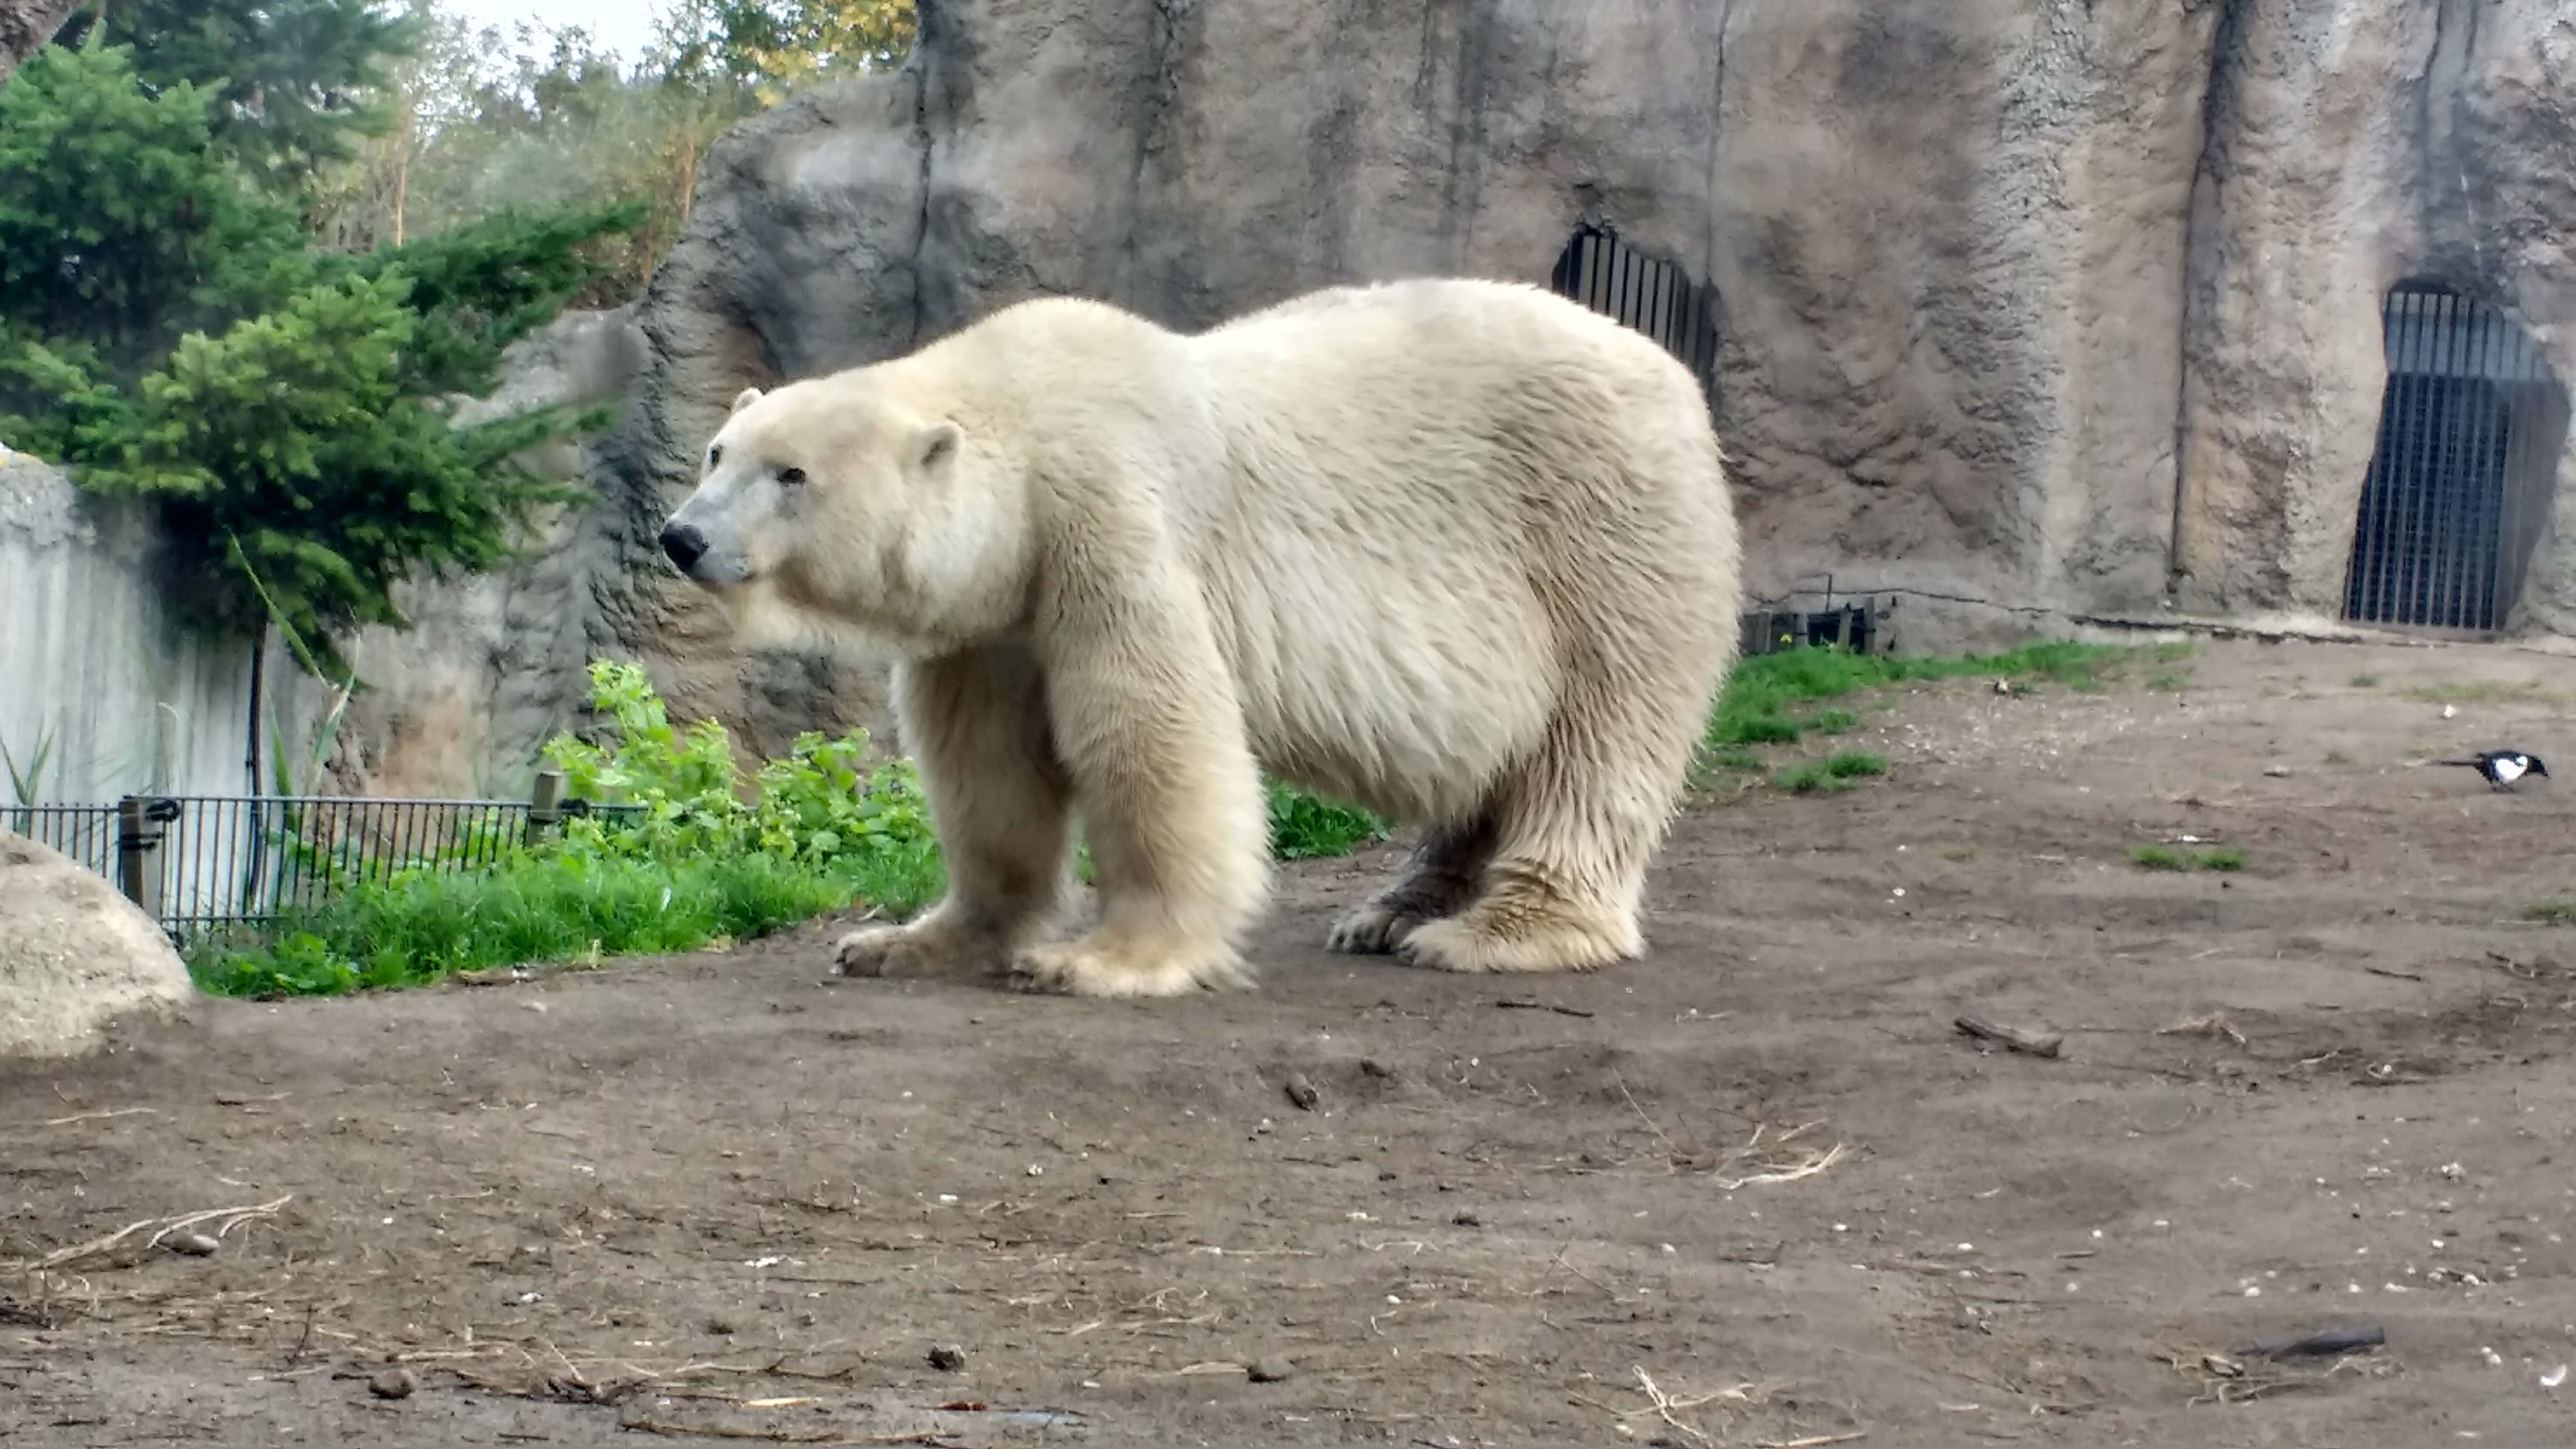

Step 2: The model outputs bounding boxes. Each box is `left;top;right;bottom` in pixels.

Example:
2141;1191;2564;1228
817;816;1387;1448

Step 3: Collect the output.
25;1195;292;1272
1714;1141;1850;1190
617;1421;958;1445
36;1107;157;1128
1497;998;1595;1018
1630;1366;1714;1446
1757;1435;1868;1448
1614;1074;1695;1167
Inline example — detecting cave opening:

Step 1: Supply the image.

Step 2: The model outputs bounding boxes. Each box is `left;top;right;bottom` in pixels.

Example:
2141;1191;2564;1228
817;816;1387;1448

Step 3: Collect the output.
1547;224;1720;410
2343;281;2569;633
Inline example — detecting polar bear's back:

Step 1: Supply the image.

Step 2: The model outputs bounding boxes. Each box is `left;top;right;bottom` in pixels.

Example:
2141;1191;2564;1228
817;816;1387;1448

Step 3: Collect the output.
1178;278;1739;824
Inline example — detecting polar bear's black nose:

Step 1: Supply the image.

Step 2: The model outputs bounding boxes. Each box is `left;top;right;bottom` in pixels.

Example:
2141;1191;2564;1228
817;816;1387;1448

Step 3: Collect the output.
660;521;710;573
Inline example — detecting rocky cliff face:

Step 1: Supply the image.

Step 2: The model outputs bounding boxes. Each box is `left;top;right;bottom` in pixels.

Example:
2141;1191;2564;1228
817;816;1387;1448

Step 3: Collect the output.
568;0;2575;757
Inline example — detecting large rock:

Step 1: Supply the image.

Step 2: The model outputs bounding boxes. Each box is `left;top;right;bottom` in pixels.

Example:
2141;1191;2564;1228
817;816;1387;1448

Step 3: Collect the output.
586;0;2576;685
0;830;196;1059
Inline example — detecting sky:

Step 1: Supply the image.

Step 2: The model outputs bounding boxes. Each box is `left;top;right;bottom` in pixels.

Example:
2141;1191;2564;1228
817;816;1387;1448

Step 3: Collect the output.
437;0;666;65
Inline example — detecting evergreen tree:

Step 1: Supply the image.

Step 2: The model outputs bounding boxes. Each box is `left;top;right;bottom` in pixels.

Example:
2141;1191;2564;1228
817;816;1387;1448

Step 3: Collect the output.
53;0;419;202
0;37;641;680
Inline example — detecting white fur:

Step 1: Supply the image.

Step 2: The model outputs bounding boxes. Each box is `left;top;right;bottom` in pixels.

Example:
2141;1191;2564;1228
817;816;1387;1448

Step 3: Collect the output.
661;277;1743;998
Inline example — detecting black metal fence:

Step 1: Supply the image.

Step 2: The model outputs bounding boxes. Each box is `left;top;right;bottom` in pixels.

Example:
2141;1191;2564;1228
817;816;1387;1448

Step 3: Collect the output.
10;803;116;879
2344;282;2570;633
7;776;640;941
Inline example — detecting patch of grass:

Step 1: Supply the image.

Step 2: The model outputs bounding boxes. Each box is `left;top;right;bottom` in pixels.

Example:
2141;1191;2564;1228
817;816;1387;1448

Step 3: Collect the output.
2524;899;2576;925
2322;749;2352;765
1775;751;1890;794
2404;681;2551;705
189;850;944;997
1705;640;2126;751
1268;781;1391;861
2146;670;2191;692
1937;845;1977;863
2349;672;2381;688
1809;707;1859;734
2152;641;2197;663
2130;843;2243;873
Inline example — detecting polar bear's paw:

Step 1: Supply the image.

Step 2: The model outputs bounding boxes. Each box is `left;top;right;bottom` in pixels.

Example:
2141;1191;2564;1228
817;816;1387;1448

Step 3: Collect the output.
1007;936;1253;998
831;921;998;981
1323;902;1425;956
1395;908;1639;976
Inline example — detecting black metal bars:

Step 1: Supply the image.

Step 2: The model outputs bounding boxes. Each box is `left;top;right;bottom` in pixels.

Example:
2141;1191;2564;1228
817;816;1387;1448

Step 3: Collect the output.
2344;282;2566;633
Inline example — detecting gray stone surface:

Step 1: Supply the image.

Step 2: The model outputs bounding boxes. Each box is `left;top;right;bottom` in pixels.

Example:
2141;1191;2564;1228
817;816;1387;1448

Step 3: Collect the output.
0;829;195;1060
586;0;2576;691
71;0;2567;794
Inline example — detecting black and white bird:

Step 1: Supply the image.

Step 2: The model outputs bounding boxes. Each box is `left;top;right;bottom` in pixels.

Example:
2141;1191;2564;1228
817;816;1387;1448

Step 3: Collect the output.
2435;749;2549;791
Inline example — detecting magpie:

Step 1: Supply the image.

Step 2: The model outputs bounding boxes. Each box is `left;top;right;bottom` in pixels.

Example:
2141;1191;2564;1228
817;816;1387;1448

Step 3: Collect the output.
2434;749;2549;790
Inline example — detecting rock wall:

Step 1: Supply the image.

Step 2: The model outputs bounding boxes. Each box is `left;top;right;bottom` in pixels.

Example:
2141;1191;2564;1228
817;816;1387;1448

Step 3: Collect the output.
31;1;2572;809
591;0;2576;697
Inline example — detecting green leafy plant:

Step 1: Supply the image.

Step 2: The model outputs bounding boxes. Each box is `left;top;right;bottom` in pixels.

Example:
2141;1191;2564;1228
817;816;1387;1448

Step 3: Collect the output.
541;659;942;890
1267;781;1391;861
2;721;54;810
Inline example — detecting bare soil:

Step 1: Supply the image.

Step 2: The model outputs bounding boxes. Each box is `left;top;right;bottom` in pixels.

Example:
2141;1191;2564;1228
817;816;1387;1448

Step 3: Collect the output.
8;636;2576;1448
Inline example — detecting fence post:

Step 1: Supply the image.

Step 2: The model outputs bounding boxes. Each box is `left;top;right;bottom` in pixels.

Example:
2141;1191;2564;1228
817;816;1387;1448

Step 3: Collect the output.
116;795;166;919
527;768;565;846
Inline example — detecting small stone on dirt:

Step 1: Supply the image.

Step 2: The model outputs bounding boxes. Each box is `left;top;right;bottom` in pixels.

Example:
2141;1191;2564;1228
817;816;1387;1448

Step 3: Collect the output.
928;1343;967;1372
165;1232;220;1257
1248;1357;1295;1383
1453;1211;1482;1227
705;1315;738;1336
1283;1072;1319;1110
368;1368;417;1400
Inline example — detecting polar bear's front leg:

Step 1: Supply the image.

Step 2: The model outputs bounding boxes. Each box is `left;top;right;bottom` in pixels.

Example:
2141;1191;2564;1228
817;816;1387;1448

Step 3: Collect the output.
833;646;1076;981
1009;581;1273;998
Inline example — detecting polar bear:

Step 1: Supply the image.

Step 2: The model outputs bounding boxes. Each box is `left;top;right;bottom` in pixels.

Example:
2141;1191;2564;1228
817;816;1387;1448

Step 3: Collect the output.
657;277;1741;998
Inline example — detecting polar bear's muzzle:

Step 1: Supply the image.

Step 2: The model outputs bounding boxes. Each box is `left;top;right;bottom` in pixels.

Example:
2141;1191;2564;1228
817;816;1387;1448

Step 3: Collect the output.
659;502;756;586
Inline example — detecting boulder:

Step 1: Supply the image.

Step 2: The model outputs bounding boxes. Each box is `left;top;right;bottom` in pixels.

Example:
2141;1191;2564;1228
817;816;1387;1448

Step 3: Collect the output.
0;829;196;1059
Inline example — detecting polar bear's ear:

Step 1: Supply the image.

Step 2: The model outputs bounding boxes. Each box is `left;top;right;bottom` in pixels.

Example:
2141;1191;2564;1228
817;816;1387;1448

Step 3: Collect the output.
729;386;765;417
909;420;964;477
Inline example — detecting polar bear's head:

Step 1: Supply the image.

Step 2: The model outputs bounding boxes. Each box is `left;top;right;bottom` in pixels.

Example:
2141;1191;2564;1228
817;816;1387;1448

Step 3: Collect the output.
658;378;1030;655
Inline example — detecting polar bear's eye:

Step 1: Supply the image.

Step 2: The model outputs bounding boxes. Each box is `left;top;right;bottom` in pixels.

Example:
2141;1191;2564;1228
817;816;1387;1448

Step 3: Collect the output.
707;443;723;469
777;466;808;487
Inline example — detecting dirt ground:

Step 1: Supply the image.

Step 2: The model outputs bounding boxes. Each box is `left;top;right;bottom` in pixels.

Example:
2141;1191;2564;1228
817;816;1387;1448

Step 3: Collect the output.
7;635;2576;1448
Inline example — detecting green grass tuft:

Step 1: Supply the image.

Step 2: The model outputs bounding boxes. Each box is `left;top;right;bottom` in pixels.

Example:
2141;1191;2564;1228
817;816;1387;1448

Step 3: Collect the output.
1268;781;1392;861
2403;681;2551;705
1775;751;1890;794
188;850;945;998
2523;899;2576;925
1707;640;2126;752
2130;843;2243;873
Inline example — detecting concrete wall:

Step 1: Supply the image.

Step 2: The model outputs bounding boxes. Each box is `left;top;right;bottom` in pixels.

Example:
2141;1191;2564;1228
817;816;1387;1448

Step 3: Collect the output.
0;453;330;808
